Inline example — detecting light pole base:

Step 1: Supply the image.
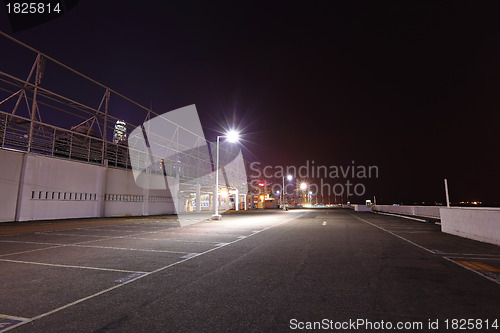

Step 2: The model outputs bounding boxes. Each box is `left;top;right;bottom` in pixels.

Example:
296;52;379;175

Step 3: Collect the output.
211;214;222;220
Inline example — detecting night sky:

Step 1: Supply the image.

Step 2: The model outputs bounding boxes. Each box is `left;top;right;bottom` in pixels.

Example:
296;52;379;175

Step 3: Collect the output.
1;1;499;205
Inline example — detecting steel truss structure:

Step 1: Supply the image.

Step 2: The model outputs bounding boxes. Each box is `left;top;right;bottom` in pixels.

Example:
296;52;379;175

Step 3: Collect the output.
0;30;253;210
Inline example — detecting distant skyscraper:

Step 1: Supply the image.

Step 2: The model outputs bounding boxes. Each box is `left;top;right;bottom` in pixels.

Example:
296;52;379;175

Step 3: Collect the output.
113;120;127;143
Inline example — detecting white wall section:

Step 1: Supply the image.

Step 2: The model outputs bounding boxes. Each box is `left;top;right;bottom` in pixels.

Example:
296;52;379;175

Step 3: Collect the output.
0;149;174;222
440;207;500;246
372;205;441;219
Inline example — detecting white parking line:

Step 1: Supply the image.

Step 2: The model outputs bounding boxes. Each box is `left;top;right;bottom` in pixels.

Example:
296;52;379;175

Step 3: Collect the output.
36;232;112;238
0;258;141;273
0;228;192;257
443;257;500;286
0;244;68;257
25;212;309;326
351;212;500;286
0;240;66;245
68;244;189;254
349;213;435;254
0;314;31;332
125;237;220;244
373;211;429;222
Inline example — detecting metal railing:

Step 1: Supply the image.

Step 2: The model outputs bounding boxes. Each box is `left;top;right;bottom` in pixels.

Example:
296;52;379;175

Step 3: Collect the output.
0;30;253;193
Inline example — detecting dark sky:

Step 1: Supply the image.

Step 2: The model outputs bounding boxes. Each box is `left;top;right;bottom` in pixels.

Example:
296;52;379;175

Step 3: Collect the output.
1;1;499;205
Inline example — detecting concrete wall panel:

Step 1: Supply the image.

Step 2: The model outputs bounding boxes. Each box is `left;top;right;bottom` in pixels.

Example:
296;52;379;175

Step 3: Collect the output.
373;205;441;219
0;150;174;221
440;207;500;246
18;154;102;221
0;150;24;222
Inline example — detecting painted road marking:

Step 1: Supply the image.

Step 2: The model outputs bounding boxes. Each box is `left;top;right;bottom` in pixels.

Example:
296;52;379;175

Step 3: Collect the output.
37;232;112;238
0;245;68;258
447;259;500;285
373;211;428;222
455;261;500;272
180;253;199;259
0;315;31;332
350;214;435;254
455;260;500;280
0;228;183;257
113;272;147;284
68;244;189;254
350;213;500;289
10;212;309;331
214;242;229;247
0;240;68;245
322;221;327;226
0;240;189;255
126;237;220;244
447;257;500;261
0;258;138;273
237;236;247;239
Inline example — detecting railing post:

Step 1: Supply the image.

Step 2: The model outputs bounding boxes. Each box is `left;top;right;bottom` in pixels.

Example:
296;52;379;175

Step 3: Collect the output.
51;128;56;156
69;133;73;159
102;88;110;165
27;53;43;153
87;137;91;162
1;113;6;148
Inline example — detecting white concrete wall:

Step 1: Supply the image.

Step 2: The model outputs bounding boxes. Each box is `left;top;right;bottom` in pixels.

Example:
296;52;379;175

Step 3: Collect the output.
17;154;103;221
0;150;23;222
440;207;500;246
353;204;373;212
373;205;441;219
104;168;173;217
0;149;174;222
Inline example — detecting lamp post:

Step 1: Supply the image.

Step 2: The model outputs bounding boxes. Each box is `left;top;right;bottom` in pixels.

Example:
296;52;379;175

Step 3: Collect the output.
282;174;292;210
212;129;240;220
300;182;307;206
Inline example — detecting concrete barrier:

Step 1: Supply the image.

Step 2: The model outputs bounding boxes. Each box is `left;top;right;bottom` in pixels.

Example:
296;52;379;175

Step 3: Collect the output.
353;204;373;212
373;205;440;219
440;207;500;246
0;149;23;222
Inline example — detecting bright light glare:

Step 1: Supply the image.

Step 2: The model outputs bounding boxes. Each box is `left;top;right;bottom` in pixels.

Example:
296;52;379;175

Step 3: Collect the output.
225;129;240;143
300;183;307;190
287;175;293;181
276;190;280;194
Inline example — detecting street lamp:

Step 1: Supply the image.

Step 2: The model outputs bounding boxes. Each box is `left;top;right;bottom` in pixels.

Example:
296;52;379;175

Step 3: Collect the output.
212;129;240;220
299;182;307;206
282;174;292;210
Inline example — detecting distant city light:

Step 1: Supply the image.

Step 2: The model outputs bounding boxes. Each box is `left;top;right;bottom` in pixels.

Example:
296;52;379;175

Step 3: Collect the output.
287;175;293;181
113;120;127;143
300;183;307;190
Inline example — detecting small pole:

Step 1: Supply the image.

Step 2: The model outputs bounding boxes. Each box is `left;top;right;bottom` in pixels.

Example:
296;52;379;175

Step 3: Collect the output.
444;178;450;207
282;176;285;210
214;136;220;217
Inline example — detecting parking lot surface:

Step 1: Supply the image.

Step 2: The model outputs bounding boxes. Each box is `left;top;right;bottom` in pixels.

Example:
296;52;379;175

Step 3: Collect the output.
1;209;499;332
